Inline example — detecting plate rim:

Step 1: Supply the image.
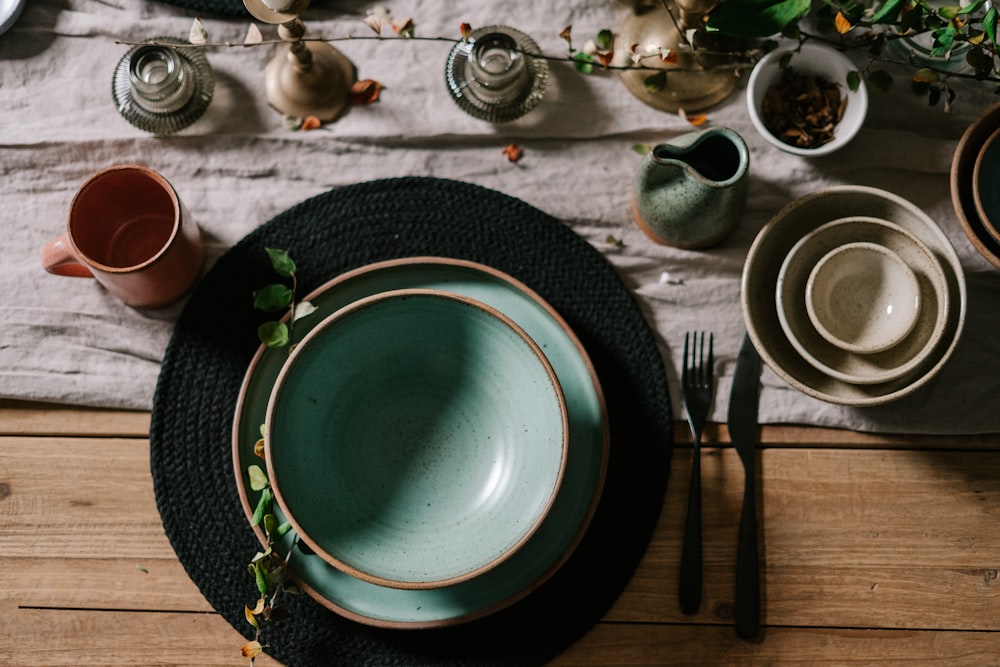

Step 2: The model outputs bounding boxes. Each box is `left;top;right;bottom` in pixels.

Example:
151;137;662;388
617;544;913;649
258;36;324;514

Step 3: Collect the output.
231;256;609;628
263;287;571;590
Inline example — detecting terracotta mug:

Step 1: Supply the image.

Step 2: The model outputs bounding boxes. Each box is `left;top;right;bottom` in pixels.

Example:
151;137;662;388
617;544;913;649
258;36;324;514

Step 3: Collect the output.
40;164;204;308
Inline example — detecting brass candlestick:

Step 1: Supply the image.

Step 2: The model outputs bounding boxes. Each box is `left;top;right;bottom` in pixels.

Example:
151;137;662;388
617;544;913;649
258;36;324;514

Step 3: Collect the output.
243;0;356;121
615;0;741;113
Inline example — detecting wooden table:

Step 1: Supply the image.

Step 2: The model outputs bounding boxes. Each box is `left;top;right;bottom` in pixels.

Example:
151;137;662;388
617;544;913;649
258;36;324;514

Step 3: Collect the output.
3;399;999;665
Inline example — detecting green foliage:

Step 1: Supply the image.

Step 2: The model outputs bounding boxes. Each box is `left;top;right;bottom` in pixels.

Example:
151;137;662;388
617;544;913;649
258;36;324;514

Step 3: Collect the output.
253;248;312;350
265;247;296;277
643;70;667;93
707;0;811;38
257;321;289;349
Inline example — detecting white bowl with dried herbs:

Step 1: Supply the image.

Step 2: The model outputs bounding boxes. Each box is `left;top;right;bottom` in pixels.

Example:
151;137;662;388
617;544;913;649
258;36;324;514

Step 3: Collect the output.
746;40;868;157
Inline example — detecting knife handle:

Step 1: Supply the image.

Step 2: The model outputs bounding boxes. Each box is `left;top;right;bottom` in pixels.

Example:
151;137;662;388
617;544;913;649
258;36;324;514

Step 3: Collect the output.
679;452;701;615
735;478;760;639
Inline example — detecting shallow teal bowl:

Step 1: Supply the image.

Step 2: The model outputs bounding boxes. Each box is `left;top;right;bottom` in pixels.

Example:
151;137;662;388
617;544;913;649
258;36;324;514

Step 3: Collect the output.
265;288;568;590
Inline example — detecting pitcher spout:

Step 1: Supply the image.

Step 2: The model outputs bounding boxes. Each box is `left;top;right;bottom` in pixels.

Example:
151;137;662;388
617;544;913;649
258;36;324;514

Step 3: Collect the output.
631;127;750;248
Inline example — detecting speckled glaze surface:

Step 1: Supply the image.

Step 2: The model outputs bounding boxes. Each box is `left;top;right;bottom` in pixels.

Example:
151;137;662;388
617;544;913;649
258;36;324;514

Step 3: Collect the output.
631;127;749;248
265;288;569;590
774;216;950;386
745;187;965;405
233;257;608;628
805;242;920;354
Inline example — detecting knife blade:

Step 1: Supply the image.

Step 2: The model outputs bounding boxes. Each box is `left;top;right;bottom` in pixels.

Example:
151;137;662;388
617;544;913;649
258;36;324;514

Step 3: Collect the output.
729;333;763;639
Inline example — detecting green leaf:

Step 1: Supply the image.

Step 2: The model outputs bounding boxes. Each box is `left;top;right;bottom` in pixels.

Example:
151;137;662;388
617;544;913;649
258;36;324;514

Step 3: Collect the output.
258;321;289;348
572;52;593;74
251;487;273;527
867;68;895;93
937;5;963;20
253;283;293;312
643;70;667;93
253;561;270;596
930;26;956;56
248;464;269;491
276;521;293;537
706;0;811;38
595;29;613;50
263;513;279;537
265;247;296;278
871;0;904;24
847;70;862;91
984;6;998;47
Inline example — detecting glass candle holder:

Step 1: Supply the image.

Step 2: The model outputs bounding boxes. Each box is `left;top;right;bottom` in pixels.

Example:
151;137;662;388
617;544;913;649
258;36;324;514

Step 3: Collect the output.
445;25;548;123
113;39;215;134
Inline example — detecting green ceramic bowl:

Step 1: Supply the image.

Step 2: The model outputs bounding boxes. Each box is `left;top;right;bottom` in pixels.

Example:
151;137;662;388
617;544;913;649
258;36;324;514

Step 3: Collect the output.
265;288;568;590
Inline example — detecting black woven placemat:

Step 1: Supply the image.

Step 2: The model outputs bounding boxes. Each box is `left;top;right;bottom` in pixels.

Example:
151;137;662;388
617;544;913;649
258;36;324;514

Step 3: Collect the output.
150;177;673;666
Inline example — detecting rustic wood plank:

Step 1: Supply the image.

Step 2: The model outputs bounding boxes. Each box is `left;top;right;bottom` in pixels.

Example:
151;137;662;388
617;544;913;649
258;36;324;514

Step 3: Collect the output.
5;424;1000;665
5;604;999;667
1;605;280;667
675;422;1000;449
607;447;1000;631
0;436;167;560
550;623;1000;665
0;557;215;613
0;400;149;438
6;437;999;632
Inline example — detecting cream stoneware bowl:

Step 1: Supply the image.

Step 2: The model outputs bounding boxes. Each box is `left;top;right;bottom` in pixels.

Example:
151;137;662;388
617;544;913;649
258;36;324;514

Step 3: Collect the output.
746;188;965;405
265;288;569;590
805;241;921;354
775;216;949;386
746;41;868;157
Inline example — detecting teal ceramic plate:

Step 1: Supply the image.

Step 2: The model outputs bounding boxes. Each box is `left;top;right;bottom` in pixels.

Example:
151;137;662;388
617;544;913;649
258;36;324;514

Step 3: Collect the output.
266;289;570;590
233;257;608;628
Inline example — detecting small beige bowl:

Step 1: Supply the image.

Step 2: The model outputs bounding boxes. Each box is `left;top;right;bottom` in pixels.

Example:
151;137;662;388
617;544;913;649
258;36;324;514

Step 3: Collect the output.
805;241;921;354
774;216;950;386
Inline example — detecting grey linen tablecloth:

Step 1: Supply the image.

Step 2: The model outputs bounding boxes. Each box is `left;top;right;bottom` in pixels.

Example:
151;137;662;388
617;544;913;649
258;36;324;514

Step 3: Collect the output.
2;0;999;433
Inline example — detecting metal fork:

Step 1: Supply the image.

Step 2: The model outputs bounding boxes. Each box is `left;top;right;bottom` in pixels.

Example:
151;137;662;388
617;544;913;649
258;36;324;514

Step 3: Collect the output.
679;331;714;615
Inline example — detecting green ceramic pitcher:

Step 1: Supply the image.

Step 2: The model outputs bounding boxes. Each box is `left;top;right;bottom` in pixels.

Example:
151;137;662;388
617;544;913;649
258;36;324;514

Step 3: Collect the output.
632;127;750;249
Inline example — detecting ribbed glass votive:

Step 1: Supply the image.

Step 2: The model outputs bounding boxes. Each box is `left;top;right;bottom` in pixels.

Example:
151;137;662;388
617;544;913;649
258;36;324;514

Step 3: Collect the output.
445;25;548;123
112;38;214;134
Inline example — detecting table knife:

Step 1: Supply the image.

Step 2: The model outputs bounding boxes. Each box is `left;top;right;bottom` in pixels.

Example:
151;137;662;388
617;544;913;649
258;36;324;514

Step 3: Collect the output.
729;333;763;639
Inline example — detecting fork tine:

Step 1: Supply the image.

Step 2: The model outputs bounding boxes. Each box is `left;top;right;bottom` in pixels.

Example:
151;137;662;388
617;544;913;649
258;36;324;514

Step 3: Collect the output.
682;331;690;386
705;332;714;387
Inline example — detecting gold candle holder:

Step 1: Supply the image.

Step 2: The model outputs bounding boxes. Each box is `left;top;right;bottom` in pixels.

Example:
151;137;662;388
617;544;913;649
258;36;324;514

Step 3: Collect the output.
243;0;356;121
615;0;742;114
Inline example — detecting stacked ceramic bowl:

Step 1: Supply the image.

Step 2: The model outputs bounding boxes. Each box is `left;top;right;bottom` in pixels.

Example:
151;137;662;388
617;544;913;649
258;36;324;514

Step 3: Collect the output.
743;186;966;406
231;258;609;628
951;100;1000;269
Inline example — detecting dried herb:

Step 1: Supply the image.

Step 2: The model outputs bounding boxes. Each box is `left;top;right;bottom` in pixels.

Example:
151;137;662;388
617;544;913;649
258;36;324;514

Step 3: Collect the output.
761;67;847;149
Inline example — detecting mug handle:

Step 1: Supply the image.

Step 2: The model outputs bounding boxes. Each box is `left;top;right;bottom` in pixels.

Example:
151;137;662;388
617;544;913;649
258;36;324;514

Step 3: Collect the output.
40;233;93;278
